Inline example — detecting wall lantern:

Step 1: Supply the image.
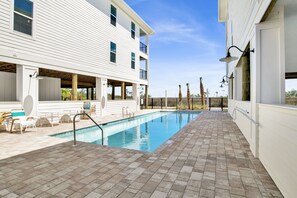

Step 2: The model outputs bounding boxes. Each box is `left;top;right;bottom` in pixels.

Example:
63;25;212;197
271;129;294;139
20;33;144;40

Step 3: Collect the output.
219;45;255;63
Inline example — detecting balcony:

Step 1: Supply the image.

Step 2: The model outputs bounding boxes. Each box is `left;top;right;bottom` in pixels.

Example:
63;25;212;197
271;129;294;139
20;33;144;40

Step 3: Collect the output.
139;69;147;80
140;42;147;54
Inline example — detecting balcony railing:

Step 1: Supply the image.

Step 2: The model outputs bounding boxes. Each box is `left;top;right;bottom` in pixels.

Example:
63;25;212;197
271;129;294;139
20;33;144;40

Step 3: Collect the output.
140;69;147;80
140;42;147;54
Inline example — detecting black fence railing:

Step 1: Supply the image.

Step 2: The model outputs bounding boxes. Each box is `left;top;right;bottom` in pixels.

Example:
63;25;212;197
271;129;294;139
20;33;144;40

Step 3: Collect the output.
140;42;147;54
140;69;147;80
141;97;228;111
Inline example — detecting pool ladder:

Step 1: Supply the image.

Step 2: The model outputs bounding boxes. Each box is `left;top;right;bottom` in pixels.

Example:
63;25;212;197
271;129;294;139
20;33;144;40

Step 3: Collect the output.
73;112;104;146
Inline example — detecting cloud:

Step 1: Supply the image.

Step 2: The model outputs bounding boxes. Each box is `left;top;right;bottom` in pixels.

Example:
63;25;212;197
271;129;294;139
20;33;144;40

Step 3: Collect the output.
151;19;219;51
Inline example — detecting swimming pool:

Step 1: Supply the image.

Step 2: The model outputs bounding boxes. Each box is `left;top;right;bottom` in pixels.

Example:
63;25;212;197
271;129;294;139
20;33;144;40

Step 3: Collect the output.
52;111;201;152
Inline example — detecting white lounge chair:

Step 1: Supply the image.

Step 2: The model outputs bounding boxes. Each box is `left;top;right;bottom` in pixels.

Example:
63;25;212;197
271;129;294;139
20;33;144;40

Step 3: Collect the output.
10;110;37;134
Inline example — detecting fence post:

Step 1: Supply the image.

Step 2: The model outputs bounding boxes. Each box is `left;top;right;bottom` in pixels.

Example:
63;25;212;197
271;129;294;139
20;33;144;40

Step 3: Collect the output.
192;98;194;110
152;98;154;109
209;98;211;111
221;97;223;111
176;98;178;110
161;98;163;109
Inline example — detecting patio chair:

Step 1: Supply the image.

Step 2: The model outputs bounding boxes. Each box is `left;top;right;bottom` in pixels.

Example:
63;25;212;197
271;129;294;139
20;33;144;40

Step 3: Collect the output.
0;112;11;131
10;110;37;134
81;102;96;119
37;112;60;127
60;110;81;123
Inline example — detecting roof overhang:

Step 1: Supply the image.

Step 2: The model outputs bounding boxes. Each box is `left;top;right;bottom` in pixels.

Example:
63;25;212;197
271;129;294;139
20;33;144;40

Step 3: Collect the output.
112;0;155;35
218;0;228;22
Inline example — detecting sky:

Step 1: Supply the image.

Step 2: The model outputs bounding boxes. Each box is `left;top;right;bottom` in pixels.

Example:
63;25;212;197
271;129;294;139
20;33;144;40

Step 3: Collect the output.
125;0;227;97
125;0;297;97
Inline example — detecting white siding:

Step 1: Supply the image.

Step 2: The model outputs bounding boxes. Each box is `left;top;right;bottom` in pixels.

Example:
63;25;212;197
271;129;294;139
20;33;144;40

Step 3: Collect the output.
0;0;143;83
0;102;22;112
38;101;101;116
106;100;137;115
258;104;297;198
0;71;16;101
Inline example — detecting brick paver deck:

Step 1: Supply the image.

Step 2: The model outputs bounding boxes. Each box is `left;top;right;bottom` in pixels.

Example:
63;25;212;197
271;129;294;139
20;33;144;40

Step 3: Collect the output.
0;112;282;198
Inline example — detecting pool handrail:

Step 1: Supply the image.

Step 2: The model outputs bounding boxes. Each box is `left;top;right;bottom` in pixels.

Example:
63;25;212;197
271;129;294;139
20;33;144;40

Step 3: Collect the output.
73;112;104;146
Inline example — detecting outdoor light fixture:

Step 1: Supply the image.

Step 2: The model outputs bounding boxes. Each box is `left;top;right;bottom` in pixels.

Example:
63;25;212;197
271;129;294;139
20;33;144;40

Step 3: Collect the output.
219;45;255;63
29;71;43;80
220;75;234;85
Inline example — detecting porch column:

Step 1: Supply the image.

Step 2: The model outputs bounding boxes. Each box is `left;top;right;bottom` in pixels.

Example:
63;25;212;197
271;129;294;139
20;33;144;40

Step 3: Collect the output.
145;85;149;109
242;56;250;101
133;83;140;110
112;85;115;100
121;82;125;100
16;65;39;116
86;88;89;100
96;78;107;116
91;88;94;100
72;74;78;100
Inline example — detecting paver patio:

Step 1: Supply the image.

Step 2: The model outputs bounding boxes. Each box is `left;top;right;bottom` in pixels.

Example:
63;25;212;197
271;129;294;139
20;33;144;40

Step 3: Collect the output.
0;112;282;198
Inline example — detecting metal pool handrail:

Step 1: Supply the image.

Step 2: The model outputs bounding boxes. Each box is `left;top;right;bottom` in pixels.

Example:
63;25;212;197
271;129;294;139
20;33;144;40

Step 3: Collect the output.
73;112;104;146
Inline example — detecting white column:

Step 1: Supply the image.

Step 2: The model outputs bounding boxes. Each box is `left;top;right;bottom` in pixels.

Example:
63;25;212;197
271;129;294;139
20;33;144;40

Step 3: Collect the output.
133;83;140;111
16;65;39;116
96;77;107;116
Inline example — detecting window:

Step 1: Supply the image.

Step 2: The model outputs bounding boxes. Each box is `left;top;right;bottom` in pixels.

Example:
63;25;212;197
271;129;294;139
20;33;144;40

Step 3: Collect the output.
110;5;117;26
110;42;116;63
14;0;33;36
131;52;135;69
131;22;136;39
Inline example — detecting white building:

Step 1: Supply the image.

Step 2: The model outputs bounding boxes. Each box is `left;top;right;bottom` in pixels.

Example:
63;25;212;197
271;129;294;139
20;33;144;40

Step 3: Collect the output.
219;0;297;197
0;0;154;116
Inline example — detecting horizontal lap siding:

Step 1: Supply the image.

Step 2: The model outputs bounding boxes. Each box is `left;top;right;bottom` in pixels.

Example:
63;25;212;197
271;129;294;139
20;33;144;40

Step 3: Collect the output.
0;0;140;82
0;102;22;112
258;105;297;198
106;100;137;115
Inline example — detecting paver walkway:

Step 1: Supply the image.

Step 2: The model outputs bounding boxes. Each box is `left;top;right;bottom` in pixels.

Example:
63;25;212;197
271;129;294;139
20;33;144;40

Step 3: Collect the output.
0;112;282;198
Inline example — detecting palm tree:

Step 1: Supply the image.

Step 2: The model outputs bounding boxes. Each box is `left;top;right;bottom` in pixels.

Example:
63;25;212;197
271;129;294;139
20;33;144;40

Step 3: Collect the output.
186;83;190;110
200;77;205;108
178;85;182;109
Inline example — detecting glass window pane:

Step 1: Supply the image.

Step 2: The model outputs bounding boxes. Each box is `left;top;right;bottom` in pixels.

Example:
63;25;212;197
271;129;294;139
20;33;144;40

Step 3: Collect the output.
110;53;116;63
14;0;33;18
110;42;116;53
111;5;117;17
131;22;135;31
131;52;135;61
131;61;135;69
111;15;116;26
14;13;32;35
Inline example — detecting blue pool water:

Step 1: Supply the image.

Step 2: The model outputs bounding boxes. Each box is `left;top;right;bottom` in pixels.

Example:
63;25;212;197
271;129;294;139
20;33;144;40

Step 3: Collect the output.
52;111;200;152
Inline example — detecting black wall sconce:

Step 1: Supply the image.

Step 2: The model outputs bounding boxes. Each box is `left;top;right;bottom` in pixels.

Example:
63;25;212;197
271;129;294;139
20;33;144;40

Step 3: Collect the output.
219;45;255;63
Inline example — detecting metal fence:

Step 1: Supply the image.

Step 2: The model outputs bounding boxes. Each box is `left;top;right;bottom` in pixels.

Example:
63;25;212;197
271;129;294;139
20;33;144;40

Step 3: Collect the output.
141;97;228;110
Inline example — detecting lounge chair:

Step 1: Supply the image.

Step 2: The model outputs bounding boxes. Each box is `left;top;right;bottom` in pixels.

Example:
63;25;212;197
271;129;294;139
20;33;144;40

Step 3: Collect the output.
37;112;60;127
60;110;81;123
0;112;11;131
10;110;37;134
81;102;96;119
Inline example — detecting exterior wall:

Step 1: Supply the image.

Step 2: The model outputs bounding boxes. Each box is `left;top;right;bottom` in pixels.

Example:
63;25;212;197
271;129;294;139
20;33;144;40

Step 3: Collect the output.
258;104;297;198
231;101;252;143
223;0;296;196
0;102;22;112
284;0;297;72
38;101;101;116
39;77;61;101
0;71;16;101
106;100;137;116
0;0;145;84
